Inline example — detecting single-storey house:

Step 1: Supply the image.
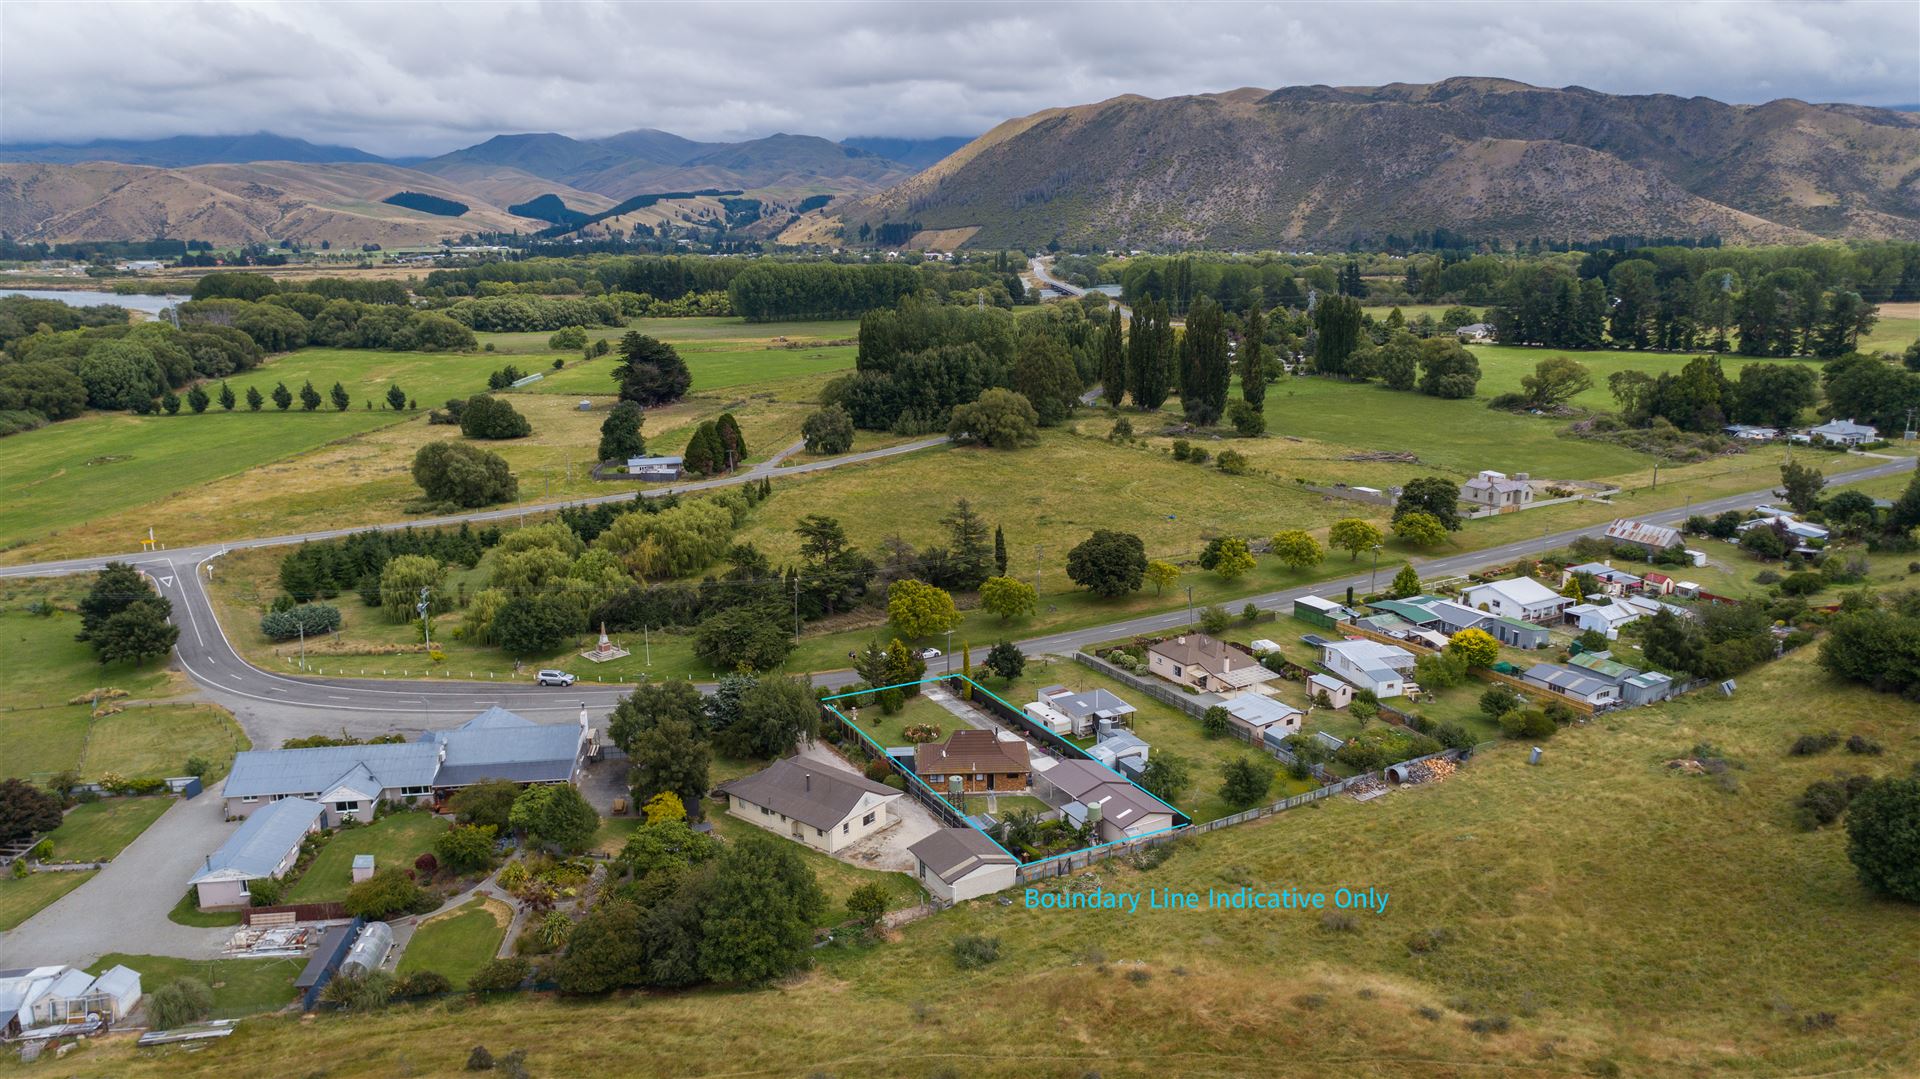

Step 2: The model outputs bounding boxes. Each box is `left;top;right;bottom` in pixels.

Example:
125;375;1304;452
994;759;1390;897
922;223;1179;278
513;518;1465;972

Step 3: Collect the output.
1487;615;1551;649
716;757;903;855
1033;758;1177;842
1220;694;1303;739
1423;599;1497;636
1738;514;1830;544
907;828;1018;903
1604;518;1683;556
1642;571;1675;595
1803;418;1878;446
189;796;326;909
1722;424;1778;441
222;707;589;822
1621;669;1676;706
1622;594;1692;620
1147;634;1279;693
1523;663;1622;707
1455;322;1495;343
1567;599;1640;640
1463;470;1534;512
1563;562;1642;594
1025;685;1136;738
1292;595;1354;630
1321;638;1417;698
1461;577;1574;623
1567;651;1636;685
1366;598;1445;628
1351;612;1413;635
1307;673;1353;708
626;454;684;481
0;965;141;1037
915;729;1032;793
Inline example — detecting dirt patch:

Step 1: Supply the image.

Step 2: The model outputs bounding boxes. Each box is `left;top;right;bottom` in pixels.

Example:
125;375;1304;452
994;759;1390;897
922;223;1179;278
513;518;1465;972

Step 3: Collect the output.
1341;450;1420;463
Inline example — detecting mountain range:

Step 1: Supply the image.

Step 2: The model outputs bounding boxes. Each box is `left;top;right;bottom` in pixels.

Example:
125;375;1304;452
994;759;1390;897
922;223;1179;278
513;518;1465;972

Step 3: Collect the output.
822;78;1920;249
5;79;1920;250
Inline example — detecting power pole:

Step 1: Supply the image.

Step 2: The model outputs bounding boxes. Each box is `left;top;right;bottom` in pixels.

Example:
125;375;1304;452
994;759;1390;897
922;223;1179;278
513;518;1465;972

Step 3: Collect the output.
1185;585;1195;628
417;587;433;651
1033;544;1043;596
791;575;801;643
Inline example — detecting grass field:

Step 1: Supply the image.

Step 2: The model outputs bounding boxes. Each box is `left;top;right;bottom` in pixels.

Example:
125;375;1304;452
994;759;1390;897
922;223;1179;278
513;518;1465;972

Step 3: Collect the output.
70;644;1920;1077
1858;302;1920;355
40;796;171;862
0;870;94;930
285;811;445;904
89;952;302;1018
1465;343;1826;414
396;898;510;989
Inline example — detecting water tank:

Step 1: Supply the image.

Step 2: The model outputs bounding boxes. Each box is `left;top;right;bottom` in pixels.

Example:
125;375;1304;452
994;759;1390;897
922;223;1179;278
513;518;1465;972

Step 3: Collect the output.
340;921;393;978
1084;801;1103;831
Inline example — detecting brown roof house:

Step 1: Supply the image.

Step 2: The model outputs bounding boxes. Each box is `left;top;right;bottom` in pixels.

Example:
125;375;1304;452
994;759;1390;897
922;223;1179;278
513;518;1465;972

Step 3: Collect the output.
907;827;1019;903
1146;633;1279;693
1031;758;1177;842
916;729;1032;793
717;757;903;855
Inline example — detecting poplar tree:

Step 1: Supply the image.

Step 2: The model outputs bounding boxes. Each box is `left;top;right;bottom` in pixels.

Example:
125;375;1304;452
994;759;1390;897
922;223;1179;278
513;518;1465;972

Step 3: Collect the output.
1099;305;1127;406
1239;304;1267;410
1179;296;1230;426
1129;301;1171;410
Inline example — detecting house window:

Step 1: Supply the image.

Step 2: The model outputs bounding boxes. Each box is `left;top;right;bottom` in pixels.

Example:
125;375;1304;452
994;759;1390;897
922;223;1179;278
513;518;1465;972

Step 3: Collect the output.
760;806;771;816
842;822;850;834
334;800;357;813
816;828;825;837
862;812;875;826
241;795;258;803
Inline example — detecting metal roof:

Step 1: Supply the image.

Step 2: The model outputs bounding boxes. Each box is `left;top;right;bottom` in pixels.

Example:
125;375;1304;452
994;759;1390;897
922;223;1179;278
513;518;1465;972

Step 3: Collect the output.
1040;687;1136;720
229;709;582;798
1466;576;1568;608
191;798;324;884
717;757;901;832
1525;663;1614;698
224;742;440;800
1604;518;1682;549
907;828;1016;883
1222;694;1302;727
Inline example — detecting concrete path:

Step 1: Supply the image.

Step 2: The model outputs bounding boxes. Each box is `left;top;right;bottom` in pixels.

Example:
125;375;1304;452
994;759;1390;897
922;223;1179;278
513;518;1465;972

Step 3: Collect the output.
0;785;239;966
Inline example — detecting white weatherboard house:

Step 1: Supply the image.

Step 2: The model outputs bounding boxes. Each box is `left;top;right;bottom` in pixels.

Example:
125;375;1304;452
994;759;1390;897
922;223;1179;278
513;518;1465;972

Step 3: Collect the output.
907;827;1018;903
1462;470;1534;512
1220;694;1304;739
221;706;588;822
1567;599;1640;640
189;796;326;909
1803;418;1878;446
1461;577;1573;623
1320;639;1417;698
716;757;902;855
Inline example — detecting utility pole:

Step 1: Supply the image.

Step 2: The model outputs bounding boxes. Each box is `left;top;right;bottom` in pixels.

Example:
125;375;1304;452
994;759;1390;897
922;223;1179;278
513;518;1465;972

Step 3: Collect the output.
643;626;652;666
1368;544;1383;592
417;587;432;651
791;575;801;643
1033;544;1043;596
297;621;306;671
1185;585;1195;628
944;628;954;674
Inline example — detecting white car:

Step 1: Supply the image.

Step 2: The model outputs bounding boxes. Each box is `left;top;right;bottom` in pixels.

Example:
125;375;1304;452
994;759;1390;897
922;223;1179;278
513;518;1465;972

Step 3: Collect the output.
915;647;942;660
535;669;577;687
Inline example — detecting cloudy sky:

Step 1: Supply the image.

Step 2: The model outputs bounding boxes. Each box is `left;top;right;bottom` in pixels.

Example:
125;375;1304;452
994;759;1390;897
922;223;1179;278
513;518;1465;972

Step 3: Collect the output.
3;1;1915;155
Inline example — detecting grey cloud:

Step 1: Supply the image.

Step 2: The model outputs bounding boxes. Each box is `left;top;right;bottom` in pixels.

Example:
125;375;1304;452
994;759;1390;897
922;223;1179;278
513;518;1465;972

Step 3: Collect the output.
2;0;1914;156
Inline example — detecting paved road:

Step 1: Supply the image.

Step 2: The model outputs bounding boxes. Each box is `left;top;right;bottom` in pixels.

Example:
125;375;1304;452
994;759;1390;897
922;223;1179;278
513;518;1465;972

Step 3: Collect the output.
0;785;239;966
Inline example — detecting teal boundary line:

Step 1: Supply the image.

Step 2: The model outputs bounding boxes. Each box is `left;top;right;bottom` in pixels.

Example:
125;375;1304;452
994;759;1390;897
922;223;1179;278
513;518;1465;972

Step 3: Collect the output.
821;674;1192;868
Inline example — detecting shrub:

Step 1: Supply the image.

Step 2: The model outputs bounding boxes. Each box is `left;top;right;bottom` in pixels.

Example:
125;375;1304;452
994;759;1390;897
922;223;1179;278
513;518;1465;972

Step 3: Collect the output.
467;1046;495;1071
1789;731;1841;756
413;852;440;877
1227;399;1265;436
1499;710;1556;739
1201;706;1230;739
1199;604;1230;634
468;957;532;993
248;876;285;907
392;970;453;999
1846;734;1884;756
146;977;213;1029
344;866;432;919
1845;777;1920;901
951;934;1001;970
1215;449;1249;475
260;603;342;641
1793;779;1852;830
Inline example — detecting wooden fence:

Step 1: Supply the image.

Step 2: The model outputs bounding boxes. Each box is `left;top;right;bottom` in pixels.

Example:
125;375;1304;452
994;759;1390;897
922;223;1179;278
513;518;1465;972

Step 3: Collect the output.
1071;651;1215;719
245;901;347;926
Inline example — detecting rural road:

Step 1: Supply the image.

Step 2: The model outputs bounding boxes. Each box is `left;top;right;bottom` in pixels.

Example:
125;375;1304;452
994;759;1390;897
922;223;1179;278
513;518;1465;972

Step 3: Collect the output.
3;430;1910;741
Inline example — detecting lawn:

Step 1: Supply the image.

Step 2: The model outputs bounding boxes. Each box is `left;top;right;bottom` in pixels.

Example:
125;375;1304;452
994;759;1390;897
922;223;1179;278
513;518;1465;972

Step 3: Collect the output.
530;343;856;396
829;693;955;751
396;898;510;989
1465;343;1824;415
40;796;171;862
0;870;94;930
0;584;178;711
89;952;302;1018
285;811;447;904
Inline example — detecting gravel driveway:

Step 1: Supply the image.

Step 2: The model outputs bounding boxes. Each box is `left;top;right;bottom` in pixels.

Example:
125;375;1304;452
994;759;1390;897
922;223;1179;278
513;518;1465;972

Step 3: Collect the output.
0;784;240;967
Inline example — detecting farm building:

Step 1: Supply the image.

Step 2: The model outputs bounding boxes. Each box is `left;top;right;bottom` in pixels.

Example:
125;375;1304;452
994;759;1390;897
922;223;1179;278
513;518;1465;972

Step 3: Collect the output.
1461;577;1573;623
1603;519;1683;555
189;796;326;909
222;706;589;821
1320;639;1416;698
1147;634;1279;693
716;757;903;854
915;729;1032;793
907;828;1018;903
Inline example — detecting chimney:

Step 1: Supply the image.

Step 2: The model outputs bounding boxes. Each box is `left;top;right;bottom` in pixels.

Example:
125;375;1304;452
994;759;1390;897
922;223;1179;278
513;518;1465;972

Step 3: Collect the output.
804;772;811;792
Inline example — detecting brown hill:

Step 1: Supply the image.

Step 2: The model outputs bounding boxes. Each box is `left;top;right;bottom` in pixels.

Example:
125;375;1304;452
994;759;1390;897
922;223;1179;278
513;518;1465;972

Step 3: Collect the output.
0;160;547;247
826;78;1920;249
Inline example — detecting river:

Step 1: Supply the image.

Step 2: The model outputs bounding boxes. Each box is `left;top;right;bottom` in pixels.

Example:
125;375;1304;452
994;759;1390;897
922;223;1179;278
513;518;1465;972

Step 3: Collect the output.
0;288;181;315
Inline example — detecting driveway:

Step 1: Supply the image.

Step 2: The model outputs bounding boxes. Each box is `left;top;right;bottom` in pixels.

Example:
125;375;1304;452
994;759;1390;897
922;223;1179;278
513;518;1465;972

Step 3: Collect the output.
0;784;240;967
793;740;941;874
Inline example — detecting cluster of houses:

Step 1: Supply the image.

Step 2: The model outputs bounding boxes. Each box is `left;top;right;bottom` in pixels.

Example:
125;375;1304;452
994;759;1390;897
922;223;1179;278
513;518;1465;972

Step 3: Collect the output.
1724;419;1880;447
0;965;142;1041
193;706;592;909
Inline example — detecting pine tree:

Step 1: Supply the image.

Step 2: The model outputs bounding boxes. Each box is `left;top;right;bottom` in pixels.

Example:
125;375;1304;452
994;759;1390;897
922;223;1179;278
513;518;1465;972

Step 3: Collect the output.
329;381;350;412
1239;304;1267;409
993;525;1008;576
1099;305;1127;406
218;382;236;411
386;384;406;411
